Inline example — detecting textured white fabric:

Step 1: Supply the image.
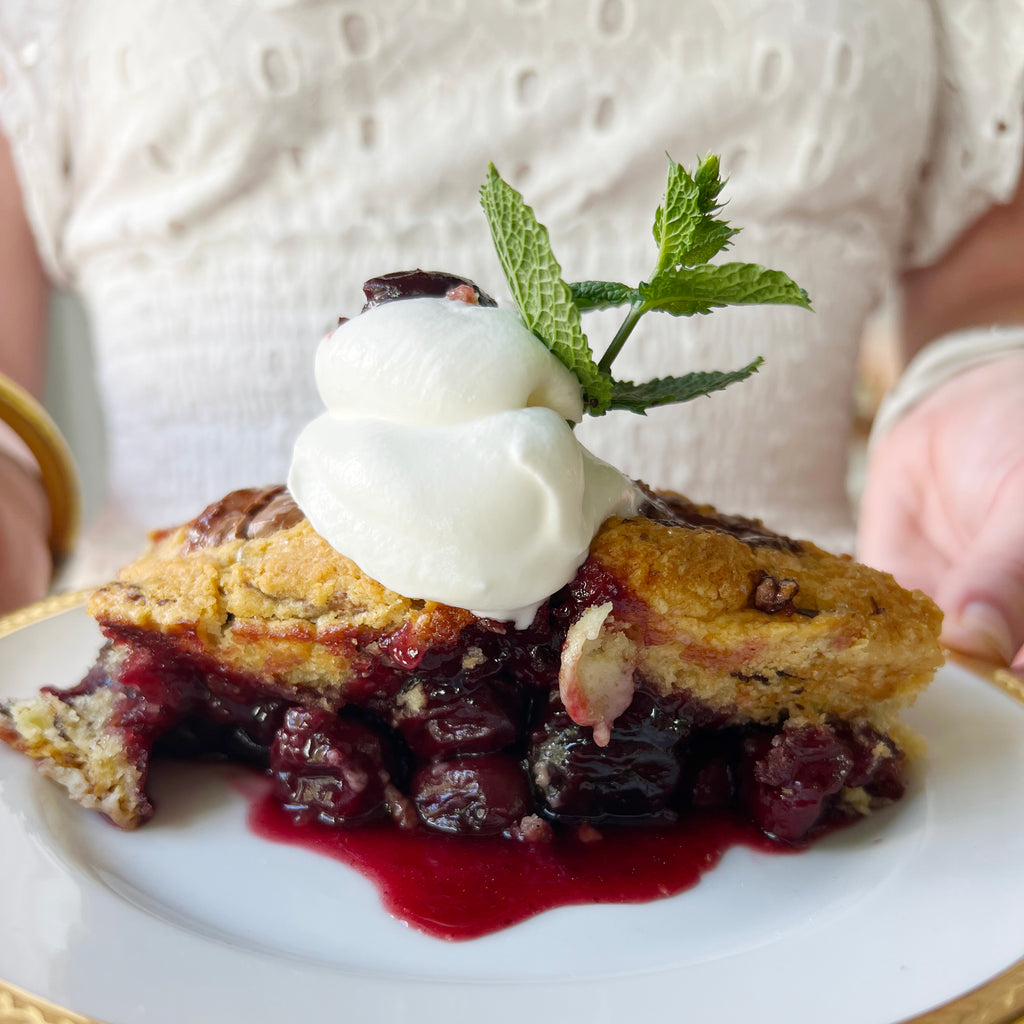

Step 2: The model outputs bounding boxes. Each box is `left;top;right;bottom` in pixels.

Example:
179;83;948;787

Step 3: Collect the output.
1;0;1023;582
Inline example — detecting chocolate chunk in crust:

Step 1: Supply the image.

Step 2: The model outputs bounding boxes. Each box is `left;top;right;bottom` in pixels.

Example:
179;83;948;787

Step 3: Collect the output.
751;571;800;614
637;487;804;554
184;485;304;553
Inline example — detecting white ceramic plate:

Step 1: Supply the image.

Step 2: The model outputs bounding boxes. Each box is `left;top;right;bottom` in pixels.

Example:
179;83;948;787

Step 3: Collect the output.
2;603;1023;1024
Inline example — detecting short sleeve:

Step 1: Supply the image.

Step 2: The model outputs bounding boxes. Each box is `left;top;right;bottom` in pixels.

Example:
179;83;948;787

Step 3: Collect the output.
903;0;1024;269
0;0;73;286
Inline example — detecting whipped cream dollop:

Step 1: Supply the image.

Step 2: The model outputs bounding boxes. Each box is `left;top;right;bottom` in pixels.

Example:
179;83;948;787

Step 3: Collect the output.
288;294;641;626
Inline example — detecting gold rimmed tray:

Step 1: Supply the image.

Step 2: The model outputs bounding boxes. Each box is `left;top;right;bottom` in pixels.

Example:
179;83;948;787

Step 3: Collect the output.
0;977;105;1024
0;374;81;568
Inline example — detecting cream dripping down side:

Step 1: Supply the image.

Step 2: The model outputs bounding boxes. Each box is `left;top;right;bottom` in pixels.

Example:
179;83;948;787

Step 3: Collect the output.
288;295;642;627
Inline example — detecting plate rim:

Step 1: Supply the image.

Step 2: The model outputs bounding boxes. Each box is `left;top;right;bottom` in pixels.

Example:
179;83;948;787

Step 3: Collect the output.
2;594;1023;1024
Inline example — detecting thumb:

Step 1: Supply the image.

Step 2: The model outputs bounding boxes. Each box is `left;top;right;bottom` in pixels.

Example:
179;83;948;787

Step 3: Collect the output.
936;488;1024;666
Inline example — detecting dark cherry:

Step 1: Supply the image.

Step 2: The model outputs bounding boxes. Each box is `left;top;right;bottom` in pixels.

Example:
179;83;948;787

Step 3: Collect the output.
157;695;290;766
743;775;828;844
270;708;394;826
551;560;623;632
201;690;289;749
862;758;905;802
834;720;906;800
391;675;524;760
688;757;736;810
754;724;854;792
361;270;497;311
412;753;532;836
529;690;689;824
383;616;561;698
741;723;855;843
481;616;562;692
112;646;204;736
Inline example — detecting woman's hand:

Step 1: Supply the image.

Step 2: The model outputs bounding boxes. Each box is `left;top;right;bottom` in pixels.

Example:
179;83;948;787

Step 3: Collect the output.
858;354;1024;668
0;450;50;613
0;130;53;613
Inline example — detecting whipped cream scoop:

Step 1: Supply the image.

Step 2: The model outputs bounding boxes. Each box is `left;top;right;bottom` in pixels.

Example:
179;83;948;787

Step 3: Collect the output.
288;289;641;627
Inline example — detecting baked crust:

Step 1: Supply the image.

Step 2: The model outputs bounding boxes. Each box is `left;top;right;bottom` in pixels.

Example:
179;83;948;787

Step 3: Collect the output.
0;652;145;828
587;511;943;730
91;514;475;706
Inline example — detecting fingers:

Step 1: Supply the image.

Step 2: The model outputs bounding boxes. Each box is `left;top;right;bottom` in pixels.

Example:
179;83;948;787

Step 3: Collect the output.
857;499;946;596
935;481;1024;667
0;453;51;614
856;438;946;597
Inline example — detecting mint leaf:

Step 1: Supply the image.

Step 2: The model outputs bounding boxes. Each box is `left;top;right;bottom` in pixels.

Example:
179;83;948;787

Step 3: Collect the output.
652;158;702;273
678;219;739;267
638;263;811;317
693;152;727;206
607;359;764;415
682;154;739;264
653;154;737;271
480;165;612;412
570;280;637;311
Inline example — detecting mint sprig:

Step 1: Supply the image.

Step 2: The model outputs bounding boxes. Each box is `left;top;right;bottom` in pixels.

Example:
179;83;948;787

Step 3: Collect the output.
480;154;811;417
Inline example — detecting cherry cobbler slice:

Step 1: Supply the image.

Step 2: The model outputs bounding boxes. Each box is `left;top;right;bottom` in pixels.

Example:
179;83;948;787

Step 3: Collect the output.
0;485;942;844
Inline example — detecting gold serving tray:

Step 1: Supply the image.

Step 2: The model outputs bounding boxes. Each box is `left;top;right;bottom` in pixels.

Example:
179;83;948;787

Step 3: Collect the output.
1;594;1022;1024
0;374;81;568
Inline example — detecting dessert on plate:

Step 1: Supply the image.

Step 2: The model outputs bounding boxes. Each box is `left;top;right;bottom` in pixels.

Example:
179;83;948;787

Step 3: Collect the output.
0;159;943;852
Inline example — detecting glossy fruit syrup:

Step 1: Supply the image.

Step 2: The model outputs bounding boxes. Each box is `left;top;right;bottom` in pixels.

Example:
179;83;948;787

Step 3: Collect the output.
247;789;791;941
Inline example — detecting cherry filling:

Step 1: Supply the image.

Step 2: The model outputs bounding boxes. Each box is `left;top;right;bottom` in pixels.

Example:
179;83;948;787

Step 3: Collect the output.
412;753;533;836
530;690;689;824
72;603;903;850
391;674;526;759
